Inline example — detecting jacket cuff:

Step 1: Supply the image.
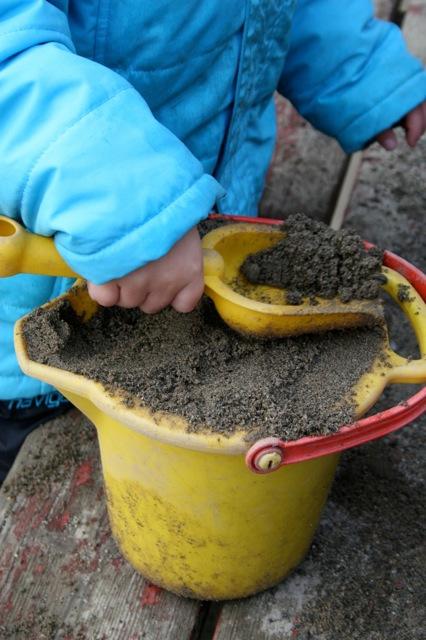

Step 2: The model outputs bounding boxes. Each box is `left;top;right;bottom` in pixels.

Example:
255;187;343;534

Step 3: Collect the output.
337;70;426;153
20;87;225;284
56;174;223;284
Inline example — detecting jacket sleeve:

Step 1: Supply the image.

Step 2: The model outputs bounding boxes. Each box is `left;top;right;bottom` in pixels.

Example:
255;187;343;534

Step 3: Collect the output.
278;0;426;153
0;1;225;284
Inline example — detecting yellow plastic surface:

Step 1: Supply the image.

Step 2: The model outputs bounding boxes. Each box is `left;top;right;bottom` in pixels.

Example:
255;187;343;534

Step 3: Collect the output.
4;214;426;599
0;216;77;277
202;223;385;336
64;388;339;599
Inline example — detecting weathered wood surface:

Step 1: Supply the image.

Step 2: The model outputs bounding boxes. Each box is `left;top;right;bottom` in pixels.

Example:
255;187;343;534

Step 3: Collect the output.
260;1;396;222
0;412;200;639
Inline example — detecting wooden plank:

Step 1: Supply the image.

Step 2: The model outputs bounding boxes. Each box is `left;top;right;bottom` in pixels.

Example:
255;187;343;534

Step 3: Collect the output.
0;410;200;639
260;1;396;222
329;152;363;231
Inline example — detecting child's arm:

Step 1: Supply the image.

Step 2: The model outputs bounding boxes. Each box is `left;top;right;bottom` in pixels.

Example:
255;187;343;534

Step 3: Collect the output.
0;1;223;310
278;0;426;153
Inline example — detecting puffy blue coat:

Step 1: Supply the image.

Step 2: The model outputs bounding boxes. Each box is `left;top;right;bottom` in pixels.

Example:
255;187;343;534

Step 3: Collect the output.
0;0;425;399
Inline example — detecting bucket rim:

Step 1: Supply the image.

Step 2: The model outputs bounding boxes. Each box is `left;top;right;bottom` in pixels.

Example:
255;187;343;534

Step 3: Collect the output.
14;215;426;459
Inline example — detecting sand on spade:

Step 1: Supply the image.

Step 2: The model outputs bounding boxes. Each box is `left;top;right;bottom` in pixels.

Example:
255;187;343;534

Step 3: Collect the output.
241;213;384;305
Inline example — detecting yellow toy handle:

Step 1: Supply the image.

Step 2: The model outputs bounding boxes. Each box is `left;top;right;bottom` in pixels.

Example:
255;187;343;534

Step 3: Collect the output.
0;215;224;280
381;267;426;384
0;216;77;278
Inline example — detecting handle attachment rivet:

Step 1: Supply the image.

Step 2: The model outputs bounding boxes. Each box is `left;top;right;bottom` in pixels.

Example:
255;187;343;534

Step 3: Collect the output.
254;448;283;472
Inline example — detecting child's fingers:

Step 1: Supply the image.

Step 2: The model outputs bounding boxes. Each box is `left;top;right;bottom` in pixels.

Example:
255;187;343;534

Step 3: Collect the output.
376;128;397;151
87;281;120;307
138;275;204;314
139;291;175;314
171;279;204;313
404;102;426;147
116;274;149;308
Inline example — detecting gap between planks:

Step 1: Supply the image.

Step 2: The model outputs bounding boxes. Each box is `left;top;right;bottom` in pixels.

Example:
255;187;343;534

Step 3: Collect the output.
190;602;223;640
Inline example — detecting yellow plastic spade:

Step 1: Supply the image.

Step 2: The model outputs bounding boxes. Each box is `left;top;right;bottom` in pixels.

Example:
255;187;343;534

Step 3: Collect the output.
0;216;383;337
202;222;384;336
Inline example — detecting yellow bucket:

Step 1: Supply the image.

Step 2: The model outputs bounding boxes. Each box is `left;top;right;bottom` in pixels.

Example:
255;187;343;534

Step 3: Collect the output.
10;219;426;600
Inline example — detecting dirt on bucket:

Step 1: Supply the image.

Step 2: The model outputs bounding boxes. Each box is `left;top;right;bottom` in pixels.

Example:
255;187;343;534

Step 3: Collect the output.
23;293;387;443
241;213;385;305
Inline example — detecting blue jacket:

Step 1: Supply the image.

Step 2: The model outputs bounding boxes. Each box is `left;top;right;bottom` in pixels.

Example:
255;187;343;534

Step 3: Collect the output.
0;0;425;399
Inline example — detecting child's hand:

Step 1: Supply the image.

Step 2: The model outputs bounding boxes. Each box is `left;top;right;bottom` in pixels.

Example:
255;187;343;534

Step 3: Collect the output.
376;101;426;150
87;227;204;314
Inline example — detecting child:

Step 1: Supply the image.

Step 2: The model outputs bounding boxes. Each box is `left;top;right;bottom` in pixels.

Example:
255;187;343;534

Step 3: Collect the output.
0;0;425;482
